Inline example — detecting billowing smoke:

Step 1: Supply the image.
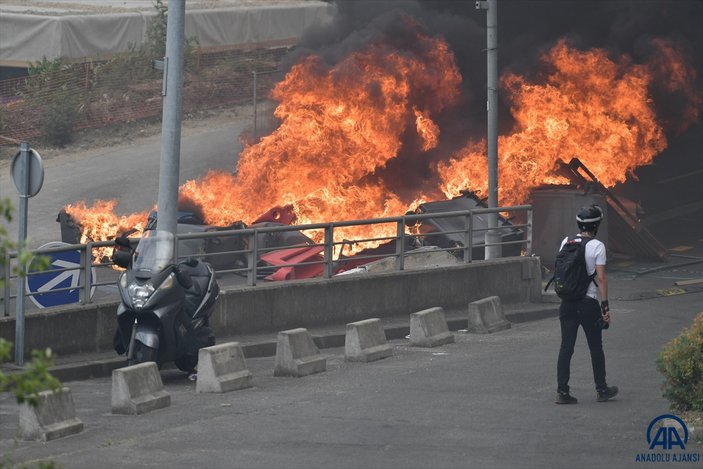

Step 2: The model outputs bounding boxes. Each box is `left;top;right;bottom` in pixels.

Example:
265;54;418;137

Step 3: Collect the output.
284;0;702;216
63;1;702;254
292;0;702;135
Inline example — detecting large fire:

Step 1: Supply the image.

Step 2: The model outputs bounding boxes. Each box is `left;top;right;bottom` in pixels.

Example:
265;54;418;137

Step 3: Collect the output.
437;39;695;206
66;27;699;260
179;24;460;247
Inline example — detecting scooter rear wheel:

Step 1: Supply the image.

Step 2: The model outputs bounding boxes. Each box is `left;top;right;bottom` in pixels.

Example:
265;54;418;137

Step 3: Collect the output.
174;355;198;373
128;340;157;366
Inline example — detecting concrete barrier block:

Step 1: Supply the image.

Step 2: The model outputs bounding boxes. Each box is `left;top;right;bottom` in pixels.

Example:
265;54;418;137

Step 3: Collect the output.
274;328;326;377
345;318;393;362
111;362;171;415
18;387;84;441
467;296;511;333
196;342;253;393
409;307;455;347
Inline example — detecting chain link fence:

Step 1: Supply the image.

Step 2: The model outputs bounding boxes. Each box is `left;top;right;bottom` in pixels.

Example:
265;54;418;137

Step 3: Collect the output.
0;47;287;145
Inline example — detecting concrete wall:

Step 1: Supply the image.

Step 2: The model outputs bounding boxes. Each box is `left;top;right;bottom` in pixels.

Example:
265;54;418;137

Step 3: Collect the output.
1;257;541;357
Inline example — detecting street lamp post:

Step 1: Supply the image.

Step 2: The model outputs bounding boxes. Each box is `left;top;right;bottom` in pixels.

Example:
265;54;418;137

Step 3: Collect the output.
477;0;502;259
156;0;185;244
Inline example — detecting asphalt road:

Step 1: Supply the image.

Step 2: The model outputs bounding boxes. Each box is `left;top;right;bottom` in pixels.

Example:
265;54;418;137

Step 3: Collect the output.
1;271;702;468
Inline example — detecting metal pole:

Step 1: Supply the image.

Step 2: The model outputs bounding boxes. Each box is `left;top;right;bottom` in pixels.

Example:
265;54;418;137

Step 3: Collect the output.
396;220;405;271
478;0;502;259
526;207;533;256
463;215;471;263
324;224;334;278
80;243;90;304
468;212;474;263
156;0;185;244
2;258;10;317
247;232;258;286
14;142;29;366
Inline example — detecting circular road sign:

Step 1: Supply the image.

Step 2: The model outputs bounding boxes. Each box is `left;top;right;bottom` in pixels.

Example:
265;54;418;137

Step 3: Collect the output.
11;148;44;197
26;241;97;309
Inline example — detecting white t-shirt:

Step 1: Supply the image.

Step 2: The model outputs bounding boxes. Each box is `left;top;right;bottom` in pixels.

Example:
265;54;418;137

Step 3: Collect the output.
559;236;606;300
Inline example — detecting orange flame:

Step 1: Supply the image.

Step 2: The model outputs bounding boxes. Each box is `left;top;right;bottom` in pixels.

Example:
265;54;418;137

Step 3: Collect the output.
414;108;440;151
64;200;149;260
438;40;698;206
66;36;699;261
180;21;461;250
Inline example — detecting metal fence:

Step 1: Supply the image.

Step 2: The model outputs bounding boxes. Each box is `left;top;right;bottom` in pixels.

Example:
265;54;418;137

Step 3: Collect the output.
0;47;287;143
251;69;283;142
1;205;532;317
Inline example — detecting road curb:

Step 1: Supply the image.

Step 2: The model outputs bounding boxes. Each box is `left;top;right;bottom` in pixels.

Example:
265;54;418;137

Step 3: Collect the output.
47;304;559;382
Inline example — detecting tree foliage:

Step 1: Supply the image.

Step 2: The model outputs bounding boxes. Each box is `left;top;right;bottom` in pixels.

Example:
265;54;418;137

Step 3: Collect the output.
1;198;59;406
0;198;50;288
0;339;61;406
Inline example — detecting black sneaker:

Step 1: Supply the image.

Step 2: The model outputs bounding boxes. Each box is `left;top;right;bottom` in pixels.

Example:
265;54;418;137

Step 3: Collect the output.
555;391;578;404
597;385;619;402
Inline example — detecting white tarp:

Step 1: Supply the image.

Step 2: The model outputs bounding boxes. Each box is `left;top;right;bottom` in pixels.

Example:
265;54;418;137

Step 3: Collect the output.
0;1;334;65
186;4;331;49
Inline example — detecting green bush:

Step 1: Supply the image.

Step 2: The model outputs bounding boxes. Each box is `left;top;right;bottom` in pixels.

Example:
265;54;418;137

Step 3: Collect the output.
25;58;82;147
40;88;80;147
90;0;198;87
657;312;703;411
0;103;7;136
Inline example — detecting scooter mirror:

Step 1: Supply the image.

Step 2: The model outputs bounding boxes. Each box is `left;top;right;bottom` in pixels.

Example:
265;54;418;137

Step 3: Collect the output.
112;249;131;269
114;236;132;249
114;228;138;248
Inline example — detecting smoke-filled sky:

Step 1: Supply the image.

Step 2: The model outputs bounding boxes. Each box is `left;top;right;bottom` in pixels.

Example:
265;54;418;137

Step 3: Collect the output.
292;0;702;132
64;0;702;249
285;0;702;208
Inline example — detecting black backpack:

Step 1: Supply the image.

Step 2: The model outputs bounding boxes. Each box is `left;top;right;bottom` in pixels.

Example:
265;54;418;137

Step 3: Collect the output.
545;236;596;301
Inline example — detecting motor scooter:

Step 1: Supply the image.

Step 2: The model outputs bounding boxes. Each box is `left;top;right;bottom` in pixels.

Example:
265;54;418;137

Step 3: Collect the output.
112;229;219;373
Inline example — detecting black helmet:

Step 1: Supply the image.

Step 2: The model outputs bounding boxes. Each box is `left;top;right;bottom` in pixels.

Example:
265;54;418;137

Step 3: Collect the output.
576;205;603;234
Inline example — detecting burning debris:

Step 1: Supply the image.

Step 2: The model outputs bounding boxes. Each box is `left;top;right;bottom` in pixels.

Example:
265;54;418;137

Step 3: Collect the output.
556;158;667;260
409;192;524;260
437;39;699;207
60;1;702;269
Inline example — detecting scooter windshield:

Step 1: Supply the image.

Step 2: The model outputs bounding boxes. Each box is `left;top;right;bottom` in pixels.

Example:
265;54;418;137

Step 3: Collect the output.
132;230;175;275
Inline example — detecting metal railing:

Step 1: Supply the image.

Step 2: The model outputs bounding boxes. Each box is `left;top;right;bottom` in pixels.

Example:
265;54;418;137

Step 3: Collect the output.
2;205;532;316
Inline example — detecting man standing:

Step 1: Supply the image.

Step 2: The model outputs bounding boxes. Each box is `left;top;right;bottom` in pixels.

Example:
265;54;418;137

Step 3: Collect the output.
555;205;618;404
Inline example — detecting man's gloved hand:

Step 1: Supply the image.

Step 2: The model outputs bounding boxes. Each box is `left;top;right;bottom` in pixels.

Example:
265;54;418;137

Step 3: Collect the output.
600;300;609;314
599;300;611;329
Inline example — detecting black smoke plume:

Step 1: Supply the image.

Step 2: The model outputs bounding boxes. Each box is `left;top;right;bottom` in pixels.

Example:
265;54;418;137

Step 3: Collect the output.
283;0;702;221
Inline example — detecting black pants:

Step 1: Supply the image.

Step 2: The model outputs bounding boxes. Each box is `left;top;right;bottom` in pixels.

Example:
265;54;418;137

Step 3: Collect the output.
557;297;607;392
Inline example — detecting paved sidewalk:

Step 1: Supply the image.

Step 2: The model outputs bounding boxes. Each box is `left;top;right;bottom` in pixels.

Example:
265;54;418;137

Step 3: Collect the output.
37;255;703;382
41;300;560;382
1;263;702;468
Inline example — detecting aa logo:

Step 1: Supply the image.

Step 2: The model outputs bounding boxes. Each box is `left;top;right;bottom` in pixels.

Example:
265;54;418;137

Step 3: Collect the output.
647;414;688;450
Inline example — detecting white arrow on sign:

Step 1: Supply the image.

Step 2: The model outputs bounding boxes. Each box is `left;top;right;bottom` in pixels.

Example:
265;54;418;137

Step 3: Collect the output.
36;259;80;292
27;241;98;309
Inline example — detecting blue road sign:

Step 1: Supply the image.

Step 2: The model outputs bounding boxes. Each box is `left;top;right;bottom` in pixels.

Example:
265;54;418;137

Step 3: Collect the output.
26;242;96;309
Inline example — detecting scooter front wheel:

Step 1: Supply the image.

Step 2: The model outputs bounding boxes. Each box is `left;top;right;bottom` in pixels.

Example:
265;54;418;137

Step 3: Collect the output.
128;340;158;366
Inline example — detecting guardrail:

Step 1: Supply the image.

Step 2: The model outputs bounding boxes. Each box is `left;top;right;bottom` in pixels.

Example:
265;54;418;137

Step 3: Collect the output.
2;205;532;316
